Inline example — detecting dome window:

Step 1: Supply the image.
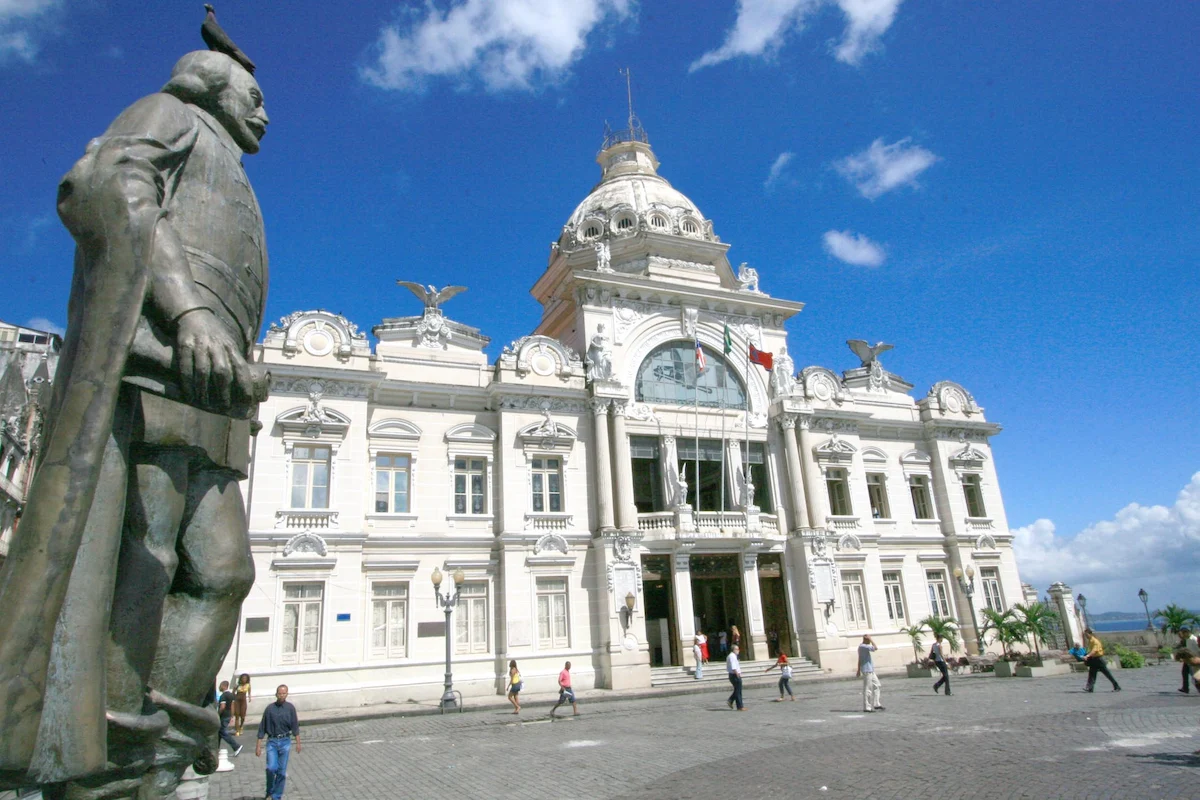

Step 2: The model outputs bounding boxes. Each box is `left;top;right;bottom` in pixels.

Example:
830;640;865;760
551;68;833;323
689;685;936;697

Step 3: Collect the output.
614;215;636;233
682;219;699;235
583;224;601;239
649;214;668;230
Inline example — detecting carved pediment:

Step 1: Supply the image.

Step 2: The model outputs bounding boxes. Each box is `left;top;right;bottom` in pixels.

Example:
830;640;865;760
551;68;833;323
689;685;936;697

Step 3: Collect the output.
813;434;857;464
283;532;328;557
368;418;422;441
800;366;847;404
928;380;980;416
949;441;988;466
445;422;497;443
498;335;581;379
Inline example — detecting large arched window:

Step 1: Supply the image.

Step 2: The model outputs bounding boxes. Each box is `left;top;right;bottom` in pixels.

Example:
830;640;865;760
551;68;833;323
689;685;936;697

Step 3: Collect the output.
635;342;746;409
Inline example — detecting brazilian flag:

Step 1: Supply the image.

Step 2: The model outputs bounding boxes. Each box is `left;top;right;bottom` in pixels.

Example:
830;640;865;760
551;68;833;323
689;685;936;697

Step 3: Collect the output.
723;322;733;355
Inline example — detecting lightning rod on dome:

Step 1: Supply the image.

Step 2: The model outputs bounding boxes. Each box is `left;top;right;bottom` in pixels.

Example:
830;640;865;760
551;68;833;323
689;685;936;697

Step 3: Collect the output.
606;67;647;149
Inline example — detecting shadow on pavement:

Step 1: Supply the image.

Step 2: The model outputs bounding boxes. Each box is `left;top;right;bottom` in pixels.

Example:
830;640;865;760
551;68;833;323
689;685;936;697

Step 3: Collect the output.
1128;752;1200;767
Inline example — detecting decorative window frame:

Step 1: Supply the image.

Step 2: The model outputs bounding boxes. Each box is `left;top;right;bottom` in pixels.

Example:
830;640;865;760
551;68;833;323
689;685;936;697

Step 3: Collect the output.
440;558;496;657
275;576;327;667
367;418;422;522
277;402;350;518
365;578;411;661
445;423;497;522
532;574;572;651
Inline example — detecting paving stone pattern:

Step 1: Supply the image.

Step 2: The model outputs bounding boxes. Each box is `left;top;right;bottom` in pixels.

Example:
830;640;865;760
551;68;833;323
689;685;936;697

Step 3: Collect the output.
209;665;1200;800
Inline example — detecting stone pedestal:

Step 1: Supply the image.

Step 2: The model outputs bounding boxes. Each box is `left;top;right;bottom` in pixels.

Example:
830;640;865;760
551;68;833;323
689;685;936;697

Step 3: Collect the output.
1048;582;1084;648
176;766;210;800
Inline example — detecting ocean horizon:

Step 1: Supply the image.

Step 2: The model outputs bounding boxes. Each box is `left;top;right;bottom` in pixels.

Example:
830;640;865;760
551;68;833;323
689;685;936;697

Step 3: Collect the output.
1091;619;1156;633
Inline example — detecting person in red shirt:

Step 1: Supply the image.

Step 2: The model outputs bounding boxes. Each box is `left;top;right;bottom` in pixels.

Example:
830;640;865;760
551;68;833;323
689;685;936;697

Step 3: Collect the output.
550;661;580;717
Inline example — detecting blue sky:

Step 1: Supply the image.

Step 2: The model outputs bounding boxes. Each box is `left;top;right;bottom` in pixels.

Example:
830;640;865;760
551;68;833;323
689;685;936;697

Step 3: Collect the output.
1;1;1197;613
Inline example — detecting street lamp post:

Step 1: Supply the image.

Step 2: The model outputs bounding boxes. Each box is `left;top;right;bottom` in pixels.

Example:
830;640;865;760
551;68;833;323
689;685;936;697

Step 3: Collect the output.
1138;588;1153;631
1077;593;1088;630
432;566;466;712
953;564;983;656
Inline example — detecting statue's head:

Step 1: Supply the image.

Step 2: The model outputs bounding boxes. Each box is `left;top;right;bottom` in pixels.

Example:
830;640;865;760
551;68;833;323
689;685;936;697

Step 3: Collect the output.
163;50;268;154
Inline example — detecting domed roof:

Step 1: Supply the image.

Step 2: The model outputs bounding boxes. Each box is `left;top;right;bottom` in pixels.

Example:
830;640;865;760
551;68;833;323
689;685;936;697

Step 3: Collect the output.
558;129;715;250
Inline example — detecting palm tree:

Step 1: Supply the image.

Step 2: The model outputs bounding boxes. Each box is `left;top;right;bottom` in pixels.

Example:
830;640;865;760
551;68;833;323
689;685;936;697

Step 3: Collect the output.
918;614;960;654
1013;601;1058;660
1153;603;1200;637
899;623;926;663
980;607;1024;659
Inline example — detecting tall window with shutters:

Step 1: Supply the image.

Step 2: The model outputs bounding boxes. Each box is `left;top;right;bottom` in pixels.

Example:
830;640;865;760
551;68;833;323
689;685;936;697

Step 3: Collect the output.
980;567;1004;611
841;570;869;629
455;582;489;654
826;468;852;516
882;571;907;624
962;474;987;517
370;582;407;659
453;457;487;515
281;582;323;664
867;473;891;519
530;457;563;513
926;570;952;617
536;577;569;649
374;454;411;513
290;445;330;508
909;475;934;520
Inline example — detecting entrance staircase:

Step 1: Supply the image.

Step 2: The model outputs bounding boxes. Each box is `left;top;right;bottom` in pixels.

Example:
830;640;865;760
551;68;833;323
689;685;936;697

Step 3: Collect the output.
650;656;822;688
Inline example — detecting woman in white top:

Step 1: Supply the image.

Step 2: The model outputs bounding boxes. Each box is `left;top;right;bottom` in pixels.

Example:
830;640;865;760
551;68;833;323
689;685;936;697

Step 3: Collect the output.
930;634;952;696
693;631;706;680
766;652;795;701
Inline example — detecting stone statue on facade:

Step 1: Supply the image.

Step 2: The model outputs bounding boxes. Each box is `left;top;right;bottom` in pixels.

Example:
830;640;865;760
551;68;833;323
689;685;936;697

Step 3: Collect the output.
585;323;614;383
0;41;271;800
847;339;893;366
736;262;760;293
593;240;612;273
674;463;690;507
769;344;796;399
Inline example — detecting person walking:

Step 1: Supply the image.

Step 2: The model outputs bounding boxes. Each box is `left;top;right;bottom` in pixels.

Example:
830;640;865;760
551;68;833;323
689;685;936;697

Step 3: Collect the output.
1175;628;1200;693
726;644;745;711
857;634;883;711
233;673;252;735
550;661;580;717
718;630;728;657
931;633;952;696
255;685;301;800
506;660;523;714
693;631;706;680
216;681;243;757
765;651;795;701
1082;629;1121;692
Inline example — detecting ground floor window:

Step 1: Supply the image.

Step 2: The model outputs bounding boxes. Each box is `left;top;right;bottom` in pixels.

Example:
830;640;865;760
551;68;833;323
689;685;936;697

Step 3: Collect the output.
281;582;323;664
455;582;489;654
536;577;569;649
841;570;869;629
980;567;1004;611
882;570;906;624
371;582;408;659
926;570;951;617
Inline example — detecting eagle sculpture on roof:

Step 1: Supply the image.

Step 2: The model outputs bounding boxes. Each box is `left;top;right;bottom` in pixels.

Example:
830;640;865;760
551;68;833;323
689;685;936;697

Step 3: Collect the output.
396;281;468;310
847;339;894;367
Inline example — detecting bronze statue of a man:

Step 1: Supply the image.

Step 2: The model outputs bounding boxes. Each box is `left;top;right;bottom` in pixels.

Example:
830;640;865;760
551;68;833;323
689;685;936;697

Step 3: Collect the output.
0;48;270;800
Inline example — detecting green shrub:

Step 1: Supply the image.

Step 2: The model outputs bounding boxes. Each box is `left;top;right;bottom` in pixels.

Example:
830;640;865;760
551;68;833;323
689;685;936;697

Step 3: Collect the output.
1112;643;1145;668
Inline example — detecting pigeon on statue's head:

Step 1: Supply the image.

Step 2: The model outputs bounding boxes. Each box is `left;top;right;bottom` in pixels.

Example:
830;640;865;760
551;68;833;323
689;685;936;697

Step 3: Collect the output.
201;4;256;75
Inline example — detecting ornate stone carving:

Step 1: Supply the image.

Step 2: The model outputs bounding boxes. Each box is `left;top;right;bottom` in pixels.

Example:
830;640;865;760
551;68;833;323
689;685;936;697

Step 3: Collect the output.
499;335;581;378
769;345;796;399
594;240;613;272
613;301;652;345
950;439;988;466
775;414;797;431
533;532;570;555
976;533;997;551
675;463;690;507
614;534;633;562
929;380;980;416
836;532;862;552
272;377;369;399
588;398;611;415
813;434;857;464
806;417;859;435
682;307;699;338
800;366;847;404
283;531;328;557
625;402;656;422
499;395;587;413
414;308;453;349
267;310;368;361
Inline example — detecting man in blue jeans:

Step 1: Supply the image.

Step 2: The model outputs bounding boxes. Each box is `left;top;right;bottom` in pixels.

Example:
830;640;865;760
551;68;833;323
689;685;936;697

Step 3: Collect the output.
256;685;302;799
726;645;745;710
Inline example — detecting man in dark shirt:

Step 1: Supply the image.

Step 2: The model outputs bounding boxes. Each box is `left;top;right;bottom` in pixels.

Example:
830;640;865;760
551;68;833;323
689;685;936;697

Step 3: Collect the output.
255;685;301;800
217;680;243;757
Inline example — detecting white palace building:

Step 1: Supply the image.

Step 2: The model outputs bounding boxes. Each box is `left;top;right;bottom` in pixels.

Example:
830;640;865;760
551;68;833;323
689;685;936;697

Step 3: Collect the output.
221;126;1025;710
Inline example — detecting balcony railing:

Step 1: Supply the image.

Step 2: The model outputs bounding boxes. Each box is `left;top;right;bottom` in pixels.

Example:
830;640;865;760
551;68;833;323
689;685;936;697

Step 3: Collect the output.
275;509;339;530
524;512;574;532
695;511;747;533
965;517;994;531
826;515;861;531
637;512;675;532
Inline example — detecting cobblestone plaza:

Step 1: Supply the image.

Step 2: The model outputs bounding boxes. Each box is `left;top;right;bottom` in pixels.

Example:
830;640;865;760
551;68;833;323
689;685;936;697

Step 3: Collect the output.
210;664;1199;800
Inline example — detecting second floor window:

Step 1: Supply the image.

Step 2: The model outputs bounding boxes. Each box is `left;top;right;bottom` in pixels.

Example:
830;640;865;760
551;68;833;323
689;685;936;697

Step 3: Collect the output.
375;454;411;513
826;468;852;516
291;445;330;509
530;457;563;512
867;473;891;519
454;457;487;515
909;475;934;520
980;567;1004;611
962;474;987;517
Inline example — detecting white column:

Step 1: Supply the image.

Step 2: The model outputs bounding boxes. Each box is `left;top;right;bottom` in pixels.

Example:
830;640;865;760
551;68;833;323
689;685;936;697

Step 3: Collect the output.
662;435;681;507
740;551;767;660
590;398;615;532
671;552;697;668
797;418;829;528
611;400;638;531
777;415;808;532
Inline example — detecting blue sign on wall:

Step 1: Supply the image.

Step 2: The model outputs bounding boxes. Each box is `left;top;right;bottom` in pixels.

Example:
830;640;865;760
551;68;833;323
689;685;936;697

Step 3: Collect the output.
336;613;351;622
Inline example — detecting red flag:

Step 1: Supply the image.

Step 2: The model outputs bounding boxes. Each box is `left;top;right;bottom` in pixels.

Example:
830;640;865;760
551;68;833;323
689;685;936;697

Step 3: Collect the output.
695;337;707;372
749;345;773;372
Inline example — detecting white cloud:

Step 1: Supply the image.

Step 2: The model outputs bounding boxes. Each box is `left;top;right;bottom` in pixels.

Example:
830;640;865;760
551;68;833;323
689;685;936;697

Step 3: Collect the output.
0;0;59;63
835;137;938;200
764;151;794;190
833;0;903;65
1013;472;1200;611
25;317;63;336
361;0;635;92
822;229;885;267
689;0;901;72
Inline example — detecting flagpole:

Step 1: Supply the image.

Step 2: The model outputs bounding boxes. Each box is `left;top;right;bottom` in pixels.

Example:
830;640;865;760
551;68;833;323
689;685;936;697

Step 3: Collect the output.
694;339;700;514
744;334;751;508
720;343;727;515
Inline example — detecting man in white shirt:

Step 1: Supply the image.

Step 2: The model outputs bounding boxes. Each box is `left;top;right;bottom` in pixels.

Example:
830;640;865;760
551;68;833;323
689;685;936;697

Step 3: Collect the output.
856;634;884;712
1177;628;1200;693
726;645;745;710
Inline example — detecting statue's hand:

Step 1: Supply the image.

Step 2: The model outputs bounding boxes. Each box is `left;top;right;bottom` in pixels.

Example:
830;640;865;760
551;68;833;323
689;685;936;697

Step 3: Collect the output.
176;309;254;412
